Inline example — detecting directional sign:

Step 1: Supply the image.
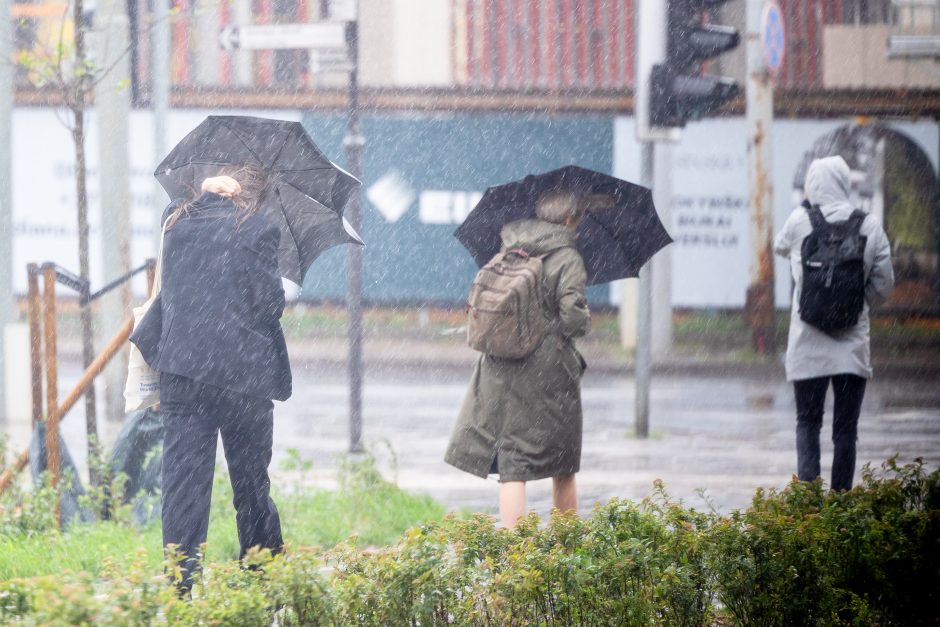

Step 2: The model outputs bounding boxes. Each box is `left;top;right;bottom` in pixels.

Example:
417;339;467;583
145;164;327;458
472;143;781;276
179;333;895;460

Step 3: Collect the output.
310;48;354;74
761;2;786;75
219;22;347;52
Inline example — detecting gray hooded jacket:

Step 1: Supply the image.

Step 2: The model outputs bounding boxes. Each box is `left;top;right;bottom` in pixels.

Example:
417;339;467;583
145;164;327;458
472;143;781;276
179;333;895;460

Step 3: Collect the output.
774;156;894;381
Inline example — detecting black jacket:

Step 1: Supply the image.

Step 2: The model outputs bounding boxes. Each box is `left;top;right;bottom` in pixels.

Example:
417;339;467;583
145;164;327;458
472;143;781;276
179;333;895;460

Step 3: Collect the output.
130;193;292;401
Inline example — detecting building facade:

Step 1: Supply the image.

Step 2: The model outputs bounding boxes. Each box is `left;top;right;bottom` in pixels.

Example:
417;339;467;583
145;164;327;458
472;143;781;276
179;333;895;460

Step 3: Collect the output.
8;0;940;311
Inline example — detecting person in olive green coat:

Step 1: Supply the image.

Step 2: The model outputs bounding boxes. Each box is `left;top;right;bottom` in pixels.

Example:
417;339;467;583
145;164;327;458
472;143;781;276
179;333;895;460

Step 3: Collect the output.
445;190;591;528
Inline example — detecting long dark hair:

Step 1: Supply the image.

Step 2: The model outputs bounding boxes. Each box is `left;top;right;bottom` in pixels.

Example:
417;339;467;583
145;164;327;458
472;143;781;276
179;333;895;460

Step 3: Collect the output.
166;164;279;230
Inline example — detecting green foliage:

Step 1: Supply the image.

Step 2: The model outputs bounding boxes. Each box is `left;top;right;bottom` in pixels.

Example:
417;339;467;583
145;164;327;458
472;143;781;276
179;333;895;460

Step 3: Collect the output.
884;138;935;251
1;458;938;625
707;458;940;626
0;453;445;579
277;451;446;549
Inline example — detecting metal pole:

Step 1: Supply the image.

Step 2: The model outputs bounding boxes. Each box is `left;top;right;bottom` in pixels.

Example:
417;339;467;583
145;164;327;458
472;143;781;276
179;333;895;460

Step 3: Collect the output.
0;0;14;425
745;0;776;356
96;0;133;433
345;12;365;454
153;0;171;243
234;0;254;87
651;143;673;358
635;141;654;439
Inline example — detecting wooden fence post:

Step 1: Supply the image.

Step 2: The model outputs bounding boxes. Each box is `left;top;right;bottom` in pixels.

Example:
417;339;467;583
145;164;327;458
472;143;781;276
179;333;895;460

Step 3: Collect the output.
41;263;60;525
26;264;43;429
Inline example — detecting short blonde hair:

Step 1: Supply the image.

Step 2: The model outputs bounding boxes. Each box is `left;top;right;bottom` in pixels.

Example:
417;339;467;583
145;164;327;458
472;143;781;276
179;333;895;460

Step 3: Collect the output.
535;190;584;224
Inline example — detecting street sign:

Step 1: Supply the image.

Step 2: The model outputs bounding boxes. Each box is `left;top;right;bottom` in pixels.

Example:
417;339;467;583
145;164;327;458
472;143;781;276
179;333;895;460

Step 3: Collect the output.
310;48;355;74
219;22;347;51
761;1;786;75
888;35;940;58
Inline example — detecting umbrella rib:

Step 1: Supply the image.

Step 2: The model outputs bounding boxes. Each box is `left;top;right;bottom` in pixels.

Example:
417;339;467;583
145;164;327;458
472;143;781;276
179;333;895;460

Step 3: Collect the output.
268;124;297;172
216;117;265;164
274;186;305;261
585;207;668;280
279;179;343;215
275;167;335;173
583;210;633;260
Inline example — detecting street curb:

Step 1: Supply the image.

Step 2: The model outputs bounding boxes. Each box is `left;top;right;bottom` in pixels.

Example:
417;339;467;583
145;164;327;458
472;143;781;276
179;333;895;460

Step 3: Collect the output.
53;342;937;382
288;352;938;381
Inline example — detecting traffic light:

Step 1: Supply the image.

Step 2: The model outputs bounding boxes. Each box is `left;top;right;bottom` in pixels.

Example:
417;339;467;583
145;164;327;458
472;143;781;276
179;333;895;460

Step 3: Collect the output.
650;0;740;129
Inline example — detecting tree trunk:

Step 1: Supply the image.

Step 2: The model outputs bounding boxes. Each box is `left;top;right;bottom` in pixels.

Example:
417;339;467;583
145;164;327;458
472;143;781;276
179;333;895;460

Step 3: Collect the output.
72;0;100;489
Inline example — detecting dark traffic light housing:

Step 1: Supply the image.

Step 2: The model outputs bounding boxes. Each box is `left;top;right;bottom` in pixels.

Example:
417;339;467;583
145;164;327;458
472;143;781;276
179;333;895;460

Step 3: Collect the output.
650;0;740;129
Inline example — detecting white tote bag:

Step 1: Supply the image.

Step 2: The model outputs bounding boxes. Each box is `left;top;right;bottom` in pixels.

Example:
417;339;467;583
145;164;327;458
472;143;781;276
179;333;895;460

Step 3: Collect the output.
124;218;170;412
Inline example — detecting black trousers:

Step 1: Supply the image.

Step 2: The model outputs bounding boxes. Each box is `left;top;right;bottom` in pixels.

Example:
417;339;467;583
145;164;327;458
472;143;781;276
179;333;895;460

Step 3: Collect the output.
160;373;283;589
793;374;867;491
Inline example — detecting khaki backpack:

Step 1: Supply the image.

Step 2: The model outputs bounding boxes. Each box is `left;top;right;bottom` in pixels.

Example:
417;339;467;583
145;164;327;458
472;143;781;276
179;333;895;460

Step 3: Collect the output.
466;248;558;359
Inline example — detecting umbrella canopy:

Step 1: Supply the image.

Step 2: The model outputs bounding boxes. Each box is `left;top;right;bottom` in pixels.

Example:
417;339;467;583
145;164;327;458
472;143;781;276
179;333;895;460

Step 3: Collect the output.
454;165;672;285
155;115;363;285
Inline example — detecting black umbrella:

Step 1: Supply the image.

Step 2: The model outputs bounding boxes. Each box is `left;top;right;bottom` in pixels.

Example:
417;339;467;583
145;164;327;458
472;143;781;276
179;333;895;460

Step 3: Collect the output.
454;165;672;285
155;115;363;285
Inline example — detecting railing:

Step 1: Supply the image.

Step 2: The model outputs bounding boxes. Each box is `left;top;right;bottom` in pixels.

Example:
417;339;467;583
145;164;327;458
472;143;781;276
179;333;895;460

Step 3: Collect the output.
0;260;155;525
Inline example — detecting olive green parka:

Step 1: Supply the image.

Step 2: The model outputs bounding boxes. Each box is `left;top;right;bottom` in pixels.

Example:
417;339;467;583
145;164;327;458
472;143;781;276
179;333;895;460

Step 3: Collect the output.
445;219;590;482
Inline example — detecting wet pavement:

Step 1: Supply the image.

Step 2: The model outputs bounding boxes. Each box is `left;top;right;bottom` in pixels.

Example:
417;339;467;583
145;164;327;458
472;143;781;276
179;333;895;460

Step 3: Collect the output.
4;357;939;518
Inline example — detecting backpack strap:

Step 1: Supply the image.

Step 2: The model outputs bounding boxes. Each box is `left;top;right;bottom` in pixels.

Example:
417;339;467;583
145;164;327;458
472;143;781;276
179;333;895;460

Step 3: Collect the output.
803;202;828;232
846;209;867;234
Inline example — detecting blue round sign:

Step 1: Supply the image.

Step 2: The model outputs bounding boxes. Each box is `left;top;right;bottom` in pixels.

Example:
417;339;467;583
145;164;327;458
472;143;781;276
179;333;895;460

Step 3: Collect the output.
761;2;786;74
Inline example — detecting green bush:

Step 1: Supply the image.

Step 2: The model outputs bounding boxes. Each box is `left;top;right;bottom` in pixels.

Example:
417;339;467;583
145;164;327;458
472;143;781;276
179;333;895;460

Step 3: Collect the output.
0;458;937;626
707;458;940;626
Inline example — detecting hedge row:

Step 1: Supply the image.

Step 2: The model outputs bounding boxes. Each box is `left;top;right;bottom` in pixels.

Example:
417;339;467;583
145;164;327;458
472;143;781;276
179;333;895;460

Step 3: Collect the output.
1;458;937;626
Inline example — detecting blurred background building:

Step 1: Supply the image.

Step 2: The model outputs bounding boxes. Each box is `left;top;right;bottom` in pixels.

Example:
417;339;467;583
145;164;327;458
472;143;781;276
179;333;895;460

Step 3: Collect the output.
8;0;940;313
9;1;938;98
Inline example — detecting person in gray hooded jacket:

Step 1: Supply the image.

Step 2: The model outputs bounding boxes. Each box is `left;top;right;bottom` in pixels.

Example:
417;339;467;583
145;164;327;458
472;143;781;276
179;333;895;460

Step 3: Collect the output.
774;155;894;490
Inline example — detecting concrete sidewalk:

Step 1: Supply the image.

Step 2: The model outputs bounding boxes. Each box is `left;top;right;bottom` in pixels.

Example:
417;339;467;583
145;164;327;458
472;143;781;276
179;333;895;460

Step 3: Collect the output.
3;357;938;521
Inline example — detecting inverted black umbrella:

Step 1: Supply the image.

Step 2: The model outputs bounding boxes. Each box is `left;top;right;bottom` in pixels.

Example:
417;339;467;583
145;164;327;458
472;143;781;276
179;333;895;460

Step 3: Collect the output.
454;165;672;285
155;115;363;285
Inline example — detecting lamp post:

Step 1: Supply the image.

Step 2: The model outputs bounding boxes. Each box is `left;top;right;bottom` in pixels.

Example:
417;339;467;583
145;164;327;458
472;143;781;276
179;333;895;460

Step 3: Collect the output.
343;12;365;454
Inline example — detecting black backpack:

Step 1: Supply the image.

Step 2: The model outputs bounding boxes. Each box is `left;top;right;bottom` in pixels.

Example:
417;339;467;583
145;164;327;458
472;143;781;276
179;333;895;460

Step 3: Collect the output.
799;202;867;334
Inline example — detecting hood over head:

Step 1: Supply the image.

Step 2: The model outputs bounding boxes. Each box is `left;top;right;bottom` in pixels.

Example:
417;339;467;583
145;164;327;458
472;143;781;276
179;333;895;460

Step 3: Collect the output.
804;155;851;207
500;218;578;255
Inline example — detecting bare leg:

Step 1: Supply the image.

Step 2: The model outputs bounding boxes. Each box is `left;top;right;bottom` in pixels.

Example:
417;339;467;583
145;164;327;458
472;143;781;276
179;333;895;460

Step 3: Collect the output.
552;474;578;514
498;481;526;528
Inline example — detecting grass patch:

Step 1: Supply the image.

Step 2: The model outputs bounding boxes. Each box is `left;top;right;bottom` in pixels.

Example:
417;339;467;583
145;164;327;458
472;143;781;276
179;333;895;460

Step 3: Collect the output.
0;454;447;581
0;523;163;580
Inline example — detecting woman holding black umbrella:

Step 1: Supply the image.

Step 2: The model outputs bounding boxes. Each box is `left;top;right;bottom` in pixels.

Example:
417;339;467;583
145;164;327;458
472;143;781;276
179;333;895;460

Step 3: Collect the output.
130;166;291;592
447;166;671;528
445;190;591;528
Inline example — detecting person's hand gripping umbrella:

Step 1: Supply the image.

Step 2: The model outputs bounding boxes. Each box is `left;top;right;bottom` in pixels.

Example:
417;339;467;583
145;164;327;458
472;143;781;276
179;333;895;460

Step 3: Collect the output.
155;115;364;285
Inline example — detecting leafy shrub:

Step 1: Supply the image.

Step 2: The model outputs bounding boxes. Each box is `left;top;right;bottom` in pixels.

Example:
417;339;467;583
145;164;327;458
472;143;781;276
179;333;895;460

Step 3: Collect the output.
706;458;940;626
0;458;937;626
